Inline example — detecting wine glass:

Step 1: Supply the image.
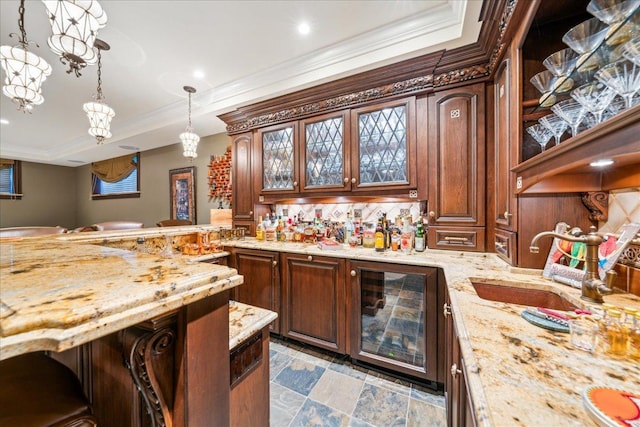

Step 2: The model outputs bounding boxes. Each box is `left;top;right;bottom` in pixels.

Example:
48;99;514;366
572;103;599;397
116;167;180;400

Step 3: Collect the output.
551;99;588;136
526;123;553;153
595;59;640;109
539;113;569;146
571;82;617;124
623;36;640;65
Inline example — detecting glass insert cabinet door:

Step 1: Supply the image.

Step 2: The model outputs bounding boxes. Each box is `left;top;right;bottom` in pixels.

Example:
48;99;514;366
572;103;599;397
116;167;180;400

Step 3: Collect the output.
349;260;440;382
350;97;417;191
258;122;298;193
300;111;350;192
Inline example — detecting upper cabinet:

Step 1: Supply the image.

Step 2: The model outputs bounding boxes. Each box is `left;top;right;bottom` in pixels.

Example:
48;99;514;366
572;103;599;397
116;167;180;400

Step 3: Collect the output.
256;122;299;196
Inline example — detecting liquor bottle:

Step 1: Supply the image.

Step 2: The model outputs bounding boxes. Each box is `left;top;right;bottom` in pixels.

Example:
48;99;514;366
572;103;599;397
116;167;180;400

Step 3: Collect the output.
344;211;354;246
400;217;412;254
256;215;265;241
414;218;426;252
375;217;385;252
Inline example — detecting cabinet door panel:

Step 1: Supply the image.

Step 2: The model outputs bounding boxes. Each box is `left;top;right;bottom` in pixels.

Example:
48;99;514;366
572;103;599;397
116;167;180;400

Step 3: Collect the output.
282;254;345;353
232;133;254;221
231;249;280;333
428;84;485;226
494;59;513;230
256;122;299;195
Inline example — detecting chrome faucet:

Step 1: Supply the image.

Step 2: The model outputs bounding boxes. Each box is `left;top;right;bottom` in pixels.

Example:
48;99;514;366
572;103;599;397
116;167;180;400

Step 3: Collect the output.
530;226;615;304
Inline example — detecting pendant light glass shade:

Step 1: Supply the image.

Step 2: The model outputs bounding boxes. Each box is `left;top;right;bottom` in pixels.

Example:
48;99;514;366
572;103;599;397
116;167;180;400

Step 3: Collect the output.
83;39;114;144
180;86;199;160
0;0;52;112
42;0;108;77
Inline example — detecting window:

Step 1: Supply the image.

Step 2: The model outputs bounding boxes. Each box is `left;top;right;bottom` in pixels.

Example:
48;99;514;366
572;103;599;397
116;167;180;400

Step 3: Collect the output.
0;159;22;199
91;153;140;199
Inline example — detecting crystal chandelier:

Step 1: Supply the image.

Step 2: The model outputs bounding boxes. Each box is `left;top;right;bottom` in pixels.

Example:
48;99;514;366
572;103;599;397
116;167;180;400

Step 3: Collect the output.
83;39;114;144
42;0;108;77
0;0;53;113
180;86;199;160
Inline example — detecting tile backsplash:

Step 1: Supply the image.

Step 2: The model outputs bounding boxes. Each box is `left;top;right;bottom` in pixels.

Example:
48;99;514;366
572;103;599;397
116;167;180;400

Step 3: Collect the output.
274;202;422;225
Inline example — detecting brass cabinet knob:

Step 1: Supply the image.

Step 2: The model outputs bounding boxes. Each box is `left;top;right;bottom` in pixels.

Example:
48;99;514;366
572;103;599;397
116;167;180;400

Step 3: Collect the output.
451;363;462;378
249;211;253;215
307;255;313;261
293;181;298;187
344;177;349;183
272;260;277;266
504;211;512;219
350;270;356;277
429;211;436;218
351;178;356;184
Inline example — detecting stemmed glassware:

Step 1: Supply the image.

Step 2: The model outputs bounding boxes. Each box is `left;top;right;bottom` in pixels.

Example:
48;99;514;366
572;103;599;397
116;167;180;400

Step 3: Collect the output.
530;70;557;106
551;99;588;137
595;59;640;108
543;48;580;92
539;113;569;146
571;82;617;124
623;36;640;65
526;123;553;153
587;0;640;25
563;17;611;72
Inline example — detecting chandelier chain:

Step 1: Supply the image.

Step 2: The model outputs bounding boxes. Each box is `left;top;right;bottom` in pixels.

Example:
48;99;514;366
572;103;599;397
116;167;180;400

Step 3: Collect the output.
188;92;192;128
96;49;103;100
17;0;26;44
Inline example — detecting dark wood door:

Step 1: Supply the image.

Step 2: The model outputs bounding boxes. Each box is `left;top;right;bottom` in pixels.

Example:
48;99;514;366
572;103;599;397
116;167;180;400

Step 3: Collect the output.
232;133;254;222
255;121;300;196
427;83;485;227
281;253;346;353
230;249;280;333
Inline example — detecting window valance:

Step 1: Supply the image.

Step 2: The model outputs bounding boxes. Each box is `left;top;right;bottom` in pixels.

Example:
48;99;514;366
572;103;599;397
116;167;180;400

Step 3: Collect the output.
91;154;137;183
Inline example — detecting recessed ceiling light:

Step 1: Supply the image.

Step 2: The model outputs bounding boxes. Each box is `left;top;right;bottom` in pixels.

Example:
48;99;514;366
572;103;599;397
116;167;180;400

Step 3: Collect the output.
119;145;139;151
0;118;9;125
589;159;614;167
193;69;205;79
297;22;311;35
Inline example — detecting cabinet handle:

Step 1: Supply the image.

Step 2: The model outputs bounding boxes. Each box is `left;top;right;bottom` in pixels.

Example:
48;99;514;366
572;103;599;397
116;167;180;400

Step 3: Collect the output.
444;236;469;242
351;178;356;184
504;211;512;219
429;211;435;218
272;260;278;266
451;363;462;378
443;303;451;318
249;211;253;215
307;255;313;261
293;181;298;187
350;270;356;277
344;177;349;183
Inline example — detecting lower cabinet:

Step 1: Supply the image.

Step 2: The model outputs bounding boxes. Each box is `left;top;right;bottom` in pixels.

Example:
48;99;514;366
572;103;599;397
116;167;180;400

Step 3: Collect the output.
229;248;280;333
444;287;477;427
348;260;443;383
281;253;346;353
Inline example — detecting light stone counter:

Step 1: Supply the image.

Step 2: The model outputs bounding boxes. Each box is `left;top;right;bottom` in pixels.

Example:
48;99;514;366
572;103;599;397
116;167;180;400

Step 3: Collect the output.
0;238;243;360
223;238;640;427
229;301;277;350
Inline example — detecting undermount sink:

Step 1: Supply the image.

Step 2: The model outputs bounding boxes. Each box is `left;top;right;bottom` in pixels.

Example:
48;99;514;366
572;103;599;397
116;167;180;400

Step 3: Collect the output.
471;280;579;311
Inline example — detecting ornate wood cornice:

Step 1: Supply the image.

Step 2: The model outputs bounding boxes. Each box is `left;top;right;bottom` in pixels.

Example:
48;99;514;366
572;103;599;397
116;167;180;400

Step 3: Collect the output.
219;0;522;135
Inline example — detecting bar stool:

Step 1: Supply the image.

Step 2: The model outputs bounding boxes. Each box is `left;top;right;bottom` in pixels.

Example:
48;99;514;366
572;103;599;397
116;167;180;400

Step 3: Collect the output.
0;352;97;427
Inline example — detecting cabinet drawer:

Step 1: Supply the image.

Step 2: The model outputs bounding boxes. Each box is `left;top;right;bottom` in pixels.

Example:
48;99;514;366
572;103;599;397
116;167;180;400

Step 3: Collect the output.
494;229;516;265
428;227;485;252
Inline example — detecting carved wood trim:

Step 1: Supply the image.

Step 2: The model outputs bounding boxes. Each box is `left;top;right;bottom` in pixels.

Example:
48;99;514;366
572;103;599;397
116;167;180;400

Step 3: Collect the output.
220;0;522;135
122;326;176;427
581;191;609;222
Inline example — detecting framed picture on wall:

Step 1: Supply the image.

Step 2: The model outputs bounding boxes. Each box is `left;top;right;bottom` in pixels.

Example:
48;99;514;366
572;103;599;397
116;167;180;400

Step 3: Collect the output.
170;167;196;223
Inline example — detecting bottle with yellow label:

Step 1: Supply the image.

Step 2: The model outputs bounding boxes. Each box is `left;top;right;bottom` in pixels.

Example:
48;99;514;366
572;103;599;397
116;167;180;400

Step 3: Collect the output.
256;216;265;241
375;218;385;252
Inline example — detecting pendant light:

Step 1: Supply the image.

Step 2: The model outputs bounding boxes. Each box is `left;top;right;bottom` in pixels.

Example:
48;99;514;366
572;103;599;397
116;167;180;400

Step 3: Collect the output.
179;86;199;160
0;0;53;113
42;0;108;77
83;39;114;144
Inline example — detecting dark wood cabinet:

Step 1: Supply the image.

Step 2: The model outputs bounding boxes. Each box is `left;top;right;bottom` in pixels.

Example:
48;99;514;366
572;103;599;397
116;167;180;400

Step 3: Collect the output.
232;133;255;224
256;121;300;196
229;249;280;333
348;260;441;383
427;83;485;251
444;288;476;427
281;253;346;353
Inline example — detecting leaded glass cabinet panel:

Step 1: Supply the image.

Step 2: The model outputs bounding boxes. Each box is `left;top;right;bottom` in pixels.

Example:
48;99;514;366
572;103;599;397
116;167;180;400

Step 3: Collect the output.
257;122;298;194
351;97;417;192
301;112;350;192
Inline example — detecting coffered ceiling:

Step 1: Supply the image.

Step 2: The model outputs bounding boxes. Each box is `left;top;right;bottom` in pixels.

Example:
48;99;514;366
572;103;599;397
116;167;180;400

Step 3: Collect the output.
0;0;483;166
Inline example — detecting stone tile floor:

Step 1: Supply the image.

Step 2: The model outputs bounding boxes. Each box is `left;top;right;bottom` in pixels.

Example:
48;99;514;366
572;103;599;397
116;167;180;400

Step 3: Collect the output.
270;338;446;427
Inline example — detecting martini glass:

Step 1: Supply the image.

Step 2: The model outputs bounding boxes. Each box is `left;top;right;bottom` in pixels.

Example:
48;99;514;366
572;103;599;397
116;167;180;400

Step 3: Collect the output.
587;0;640;25
530;70;557;94
526;124;553;153
571;82;617;124
563;17;610;71
623;36;640;65
551;99;588;136
543;48;580;93
595;59;640;108
539;113;569;146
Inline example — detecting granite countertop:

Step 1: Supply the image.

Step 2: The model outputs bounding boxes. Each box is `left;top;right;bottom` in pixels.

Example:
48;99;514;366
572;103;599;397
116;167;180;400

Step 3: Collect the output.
229;301;277;350
0;238;243;360
222;238;640;427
